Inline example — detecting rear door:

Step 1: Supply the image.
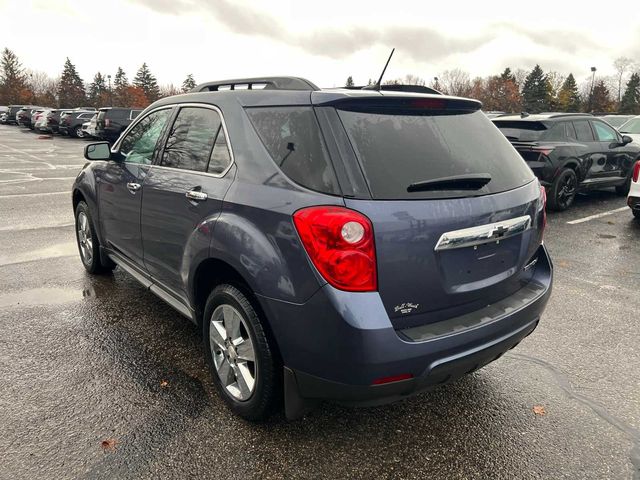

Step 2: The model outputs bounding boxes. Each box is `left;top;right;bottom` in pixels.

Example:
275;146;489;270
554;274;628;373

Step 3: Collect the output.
141;105;234;299
319;100;543;329
572;119;604;179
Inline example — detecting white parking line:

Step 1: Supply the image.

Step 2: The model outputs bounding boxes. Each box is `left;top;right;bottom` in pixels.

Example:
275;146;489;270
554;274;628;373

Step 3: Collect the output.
0;191;69;199
567;207;629;225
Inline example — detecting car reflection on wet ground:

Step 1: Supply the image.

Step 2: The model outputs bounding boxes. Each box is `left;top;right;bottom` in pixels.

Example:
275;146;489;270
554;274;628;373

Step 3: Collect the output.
1;125;639;479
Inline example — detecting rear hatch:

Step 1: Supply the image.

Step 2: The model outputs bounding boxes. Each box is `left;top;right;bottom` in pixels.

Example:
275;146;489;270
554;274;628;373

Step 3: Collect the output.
315;94;544;329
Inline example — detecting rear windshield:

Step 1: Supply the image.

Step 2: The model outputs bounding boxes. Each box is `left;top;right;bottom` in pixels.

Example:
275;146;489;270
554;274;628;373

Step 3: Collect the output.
338;110;534;199
492;120;550;142
246;106;340;195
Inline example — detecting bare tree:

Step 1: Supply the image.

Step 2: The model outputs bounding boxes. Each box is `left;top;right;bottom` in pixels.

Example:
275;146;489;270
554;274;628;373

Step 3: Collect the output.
613;57;635;105
439;69;472;97
26;69;59;106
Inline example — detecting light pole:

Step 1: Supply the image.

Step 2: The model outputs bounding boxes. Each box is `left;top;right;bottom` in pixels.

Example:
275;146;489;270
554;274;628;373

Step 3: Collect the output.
107;74;112;106
588;66;597;112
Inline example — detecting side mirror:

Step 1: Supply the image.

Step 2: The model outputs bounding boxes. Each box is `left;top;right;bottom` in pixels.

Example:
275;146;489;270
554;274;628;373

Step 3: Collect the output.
84;142;111;161
622;135;633;145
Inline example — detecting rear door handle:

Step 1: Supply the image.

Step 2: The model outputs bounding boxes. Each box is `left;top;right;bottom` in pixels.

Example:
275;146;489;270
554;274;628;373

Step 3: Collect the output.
127;182;141;193
185;190;208;202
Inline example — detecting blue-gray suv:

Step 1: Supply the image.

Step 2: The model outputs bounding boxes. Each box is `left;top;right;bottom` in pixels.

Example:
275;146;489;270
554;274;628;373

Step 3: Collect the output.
72;77;553;421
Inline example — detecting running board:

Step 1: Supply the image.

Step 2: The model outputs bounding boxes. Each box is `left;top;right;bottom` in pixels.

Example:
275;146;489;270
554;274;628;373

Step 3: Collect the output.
107;250;196;323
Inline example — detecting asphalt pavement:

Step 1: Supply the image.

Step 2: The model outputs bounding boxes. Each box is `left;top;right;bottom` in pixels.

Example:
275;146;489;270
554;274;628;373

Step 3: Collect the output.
0;124;639;479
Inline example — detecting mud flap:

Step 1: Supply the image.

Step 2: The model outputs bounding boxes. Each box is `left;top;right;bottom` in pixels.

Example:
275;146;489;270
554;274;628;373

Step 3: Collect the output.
284;367;319;420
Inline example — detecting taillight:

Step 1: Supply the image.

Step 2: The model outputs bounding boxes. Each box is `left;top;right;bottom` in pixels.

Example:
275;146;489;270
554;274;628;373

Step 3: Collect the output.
633;161;640;183
539;185;547;234
293;206;377;292
532;147;555;156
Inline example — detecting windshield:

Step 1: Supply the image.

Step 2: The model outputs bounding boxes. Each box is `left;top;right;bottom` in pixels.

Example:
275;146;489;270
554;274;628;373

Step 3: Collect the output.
337;109;534;199
620;118;640;134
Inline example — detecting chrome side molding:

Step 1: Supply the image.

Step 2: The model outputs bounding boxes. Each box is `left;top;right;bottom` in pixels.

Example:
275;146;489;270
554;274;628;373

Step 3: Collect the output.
434;215;531;251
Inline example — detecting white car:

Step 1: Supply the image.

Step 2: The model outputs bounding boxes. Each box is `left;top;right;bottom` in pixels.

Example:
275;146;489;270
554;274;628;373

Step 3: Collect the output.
619;116;640;144
628;159;640;219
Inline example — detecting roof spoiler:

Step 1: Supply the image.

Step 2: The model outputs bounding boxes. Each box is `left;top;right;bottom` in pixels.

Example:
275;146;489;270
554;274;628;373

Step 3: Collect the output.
191;76;319;92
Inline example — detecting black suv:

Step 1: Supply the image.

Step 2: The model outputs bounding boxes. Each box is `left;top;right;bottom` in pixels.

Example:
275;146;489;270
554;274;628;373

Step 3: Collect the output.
493;113;640;210
59;110;96;137
95;107;142;143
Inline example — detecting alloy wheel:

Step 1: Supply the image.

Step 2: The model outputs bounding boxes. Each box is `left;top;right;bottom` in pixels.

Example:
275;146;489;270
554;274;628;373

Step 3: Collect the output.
77;212;93;265
209;304;257;401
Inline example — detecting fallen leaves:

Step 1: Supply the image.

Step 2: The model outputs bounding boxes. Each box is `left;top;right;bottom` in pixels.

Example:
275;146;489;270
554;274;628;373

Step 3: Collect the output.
532;405;546;416
101;438;118;451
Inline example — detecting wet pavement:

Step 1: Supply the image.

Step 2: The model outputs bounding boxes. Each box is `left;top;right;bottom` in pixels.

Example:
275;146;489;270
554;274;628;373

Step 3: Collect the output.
1;123;639;479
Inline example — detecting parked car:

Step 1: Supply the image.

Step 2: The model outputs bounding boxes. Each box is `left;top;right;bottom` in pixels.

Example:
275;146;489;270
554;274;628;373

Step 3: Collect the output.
73;76;552;421
59;110;96;137
628;160;640;219
493;113;640;210
29;108;47;130
34;109;52;131
82;113;98;137
619;116;640;143
601;114;634;129
6;105;26;124
95;107;142;143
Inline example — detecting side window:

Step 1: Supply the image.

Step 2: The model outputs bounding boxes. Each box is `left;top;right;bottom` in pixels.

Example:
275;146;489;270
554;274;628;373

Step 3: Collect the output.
119;109;171;165
592;121;619;142
573;121;594;142
161;107;222;172
208;126;232;174
542;123;567;141
246;106;340;194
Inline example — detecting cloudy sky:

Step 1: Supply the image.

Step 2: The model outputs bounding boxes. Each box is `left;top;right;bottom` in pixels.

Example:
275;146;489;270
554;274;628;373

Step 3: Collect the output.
1;0;640;88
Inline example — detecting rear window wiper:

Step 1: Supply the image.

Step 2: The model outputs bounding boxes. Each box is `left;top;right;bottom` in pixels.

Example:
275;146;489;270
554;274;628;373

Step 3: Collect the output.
407;174;492;192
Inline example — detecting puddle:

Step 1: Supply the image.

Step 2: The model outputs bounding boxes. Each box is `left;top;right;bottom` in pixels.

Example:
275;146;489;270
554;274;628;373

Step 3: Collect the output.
0;287;83;308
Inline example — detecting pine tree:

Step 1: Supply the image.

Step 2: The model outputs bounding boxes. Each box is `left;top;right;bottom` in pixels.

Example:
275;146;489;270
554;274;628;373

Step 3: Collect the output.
556;74;581;112
521;65;551;113
133;63;160;102
345;76;354;87
619;73;640;114
500;67;515;83
0;48;29;104
57;58;86;108
113;67;129;106
590;80;614;112
181;74;196;93
87;72;108;107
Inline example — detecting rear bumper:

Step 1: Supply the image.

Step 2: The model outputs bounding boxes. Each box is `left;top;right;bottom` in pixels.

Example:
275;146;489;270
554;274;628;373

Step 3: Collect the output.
261;245;552;406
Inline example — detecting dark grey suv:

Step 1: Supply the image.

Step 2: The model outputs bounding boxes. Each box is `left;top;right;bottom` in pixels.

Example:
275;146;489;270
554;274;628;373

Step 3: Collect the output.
72;77;553;421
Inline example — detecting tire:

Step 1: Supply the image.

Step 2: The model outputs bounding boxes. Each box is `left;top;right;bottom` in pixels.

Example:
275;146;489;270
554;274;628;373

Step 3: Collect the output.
75;126;85;138
74;201;115;274
548;168;578;211
203;284;281;421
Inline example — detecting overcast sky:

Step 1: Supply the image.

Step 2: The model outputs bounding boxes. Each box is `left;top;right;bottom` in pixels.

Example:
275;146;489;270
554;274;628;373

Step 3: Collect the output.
2;0;640;88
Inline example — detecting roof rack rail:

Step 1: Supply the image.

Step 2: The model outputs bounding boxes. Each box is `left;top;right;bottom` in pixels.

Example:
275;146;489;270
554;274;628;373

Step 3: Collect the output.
344;84;441;95
545;112;593;119
191;76;319;93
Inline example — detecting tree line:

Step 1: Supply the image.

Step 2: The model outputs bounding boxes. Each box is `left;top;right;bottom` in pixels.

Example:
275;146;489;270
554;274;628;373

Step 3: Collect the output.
0;48;197;108
348;57;640;114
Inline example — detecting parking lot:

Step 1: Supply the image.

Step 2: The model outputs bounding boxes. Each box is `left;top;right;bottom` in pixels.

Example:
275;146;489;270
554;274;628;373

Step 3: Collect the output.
0;123;639;479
